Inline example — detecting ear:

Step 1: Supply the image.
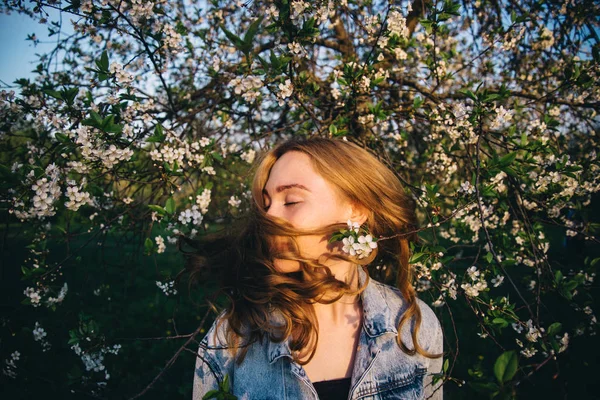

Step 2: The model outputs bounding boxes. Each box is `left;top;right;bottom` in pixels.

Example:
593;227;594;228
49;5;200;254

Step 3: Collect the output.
345;201;369;226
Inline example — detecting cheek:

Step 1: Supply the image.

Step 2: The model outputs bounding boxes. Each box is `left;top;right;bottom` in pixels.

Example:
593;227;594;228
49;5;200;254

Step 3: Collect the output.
296;235;330;257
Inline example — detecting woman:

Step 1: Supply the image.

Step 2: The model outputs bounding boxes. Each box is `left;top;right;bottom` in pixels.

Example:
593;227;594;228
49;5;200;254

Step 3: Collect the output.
190;137;444;399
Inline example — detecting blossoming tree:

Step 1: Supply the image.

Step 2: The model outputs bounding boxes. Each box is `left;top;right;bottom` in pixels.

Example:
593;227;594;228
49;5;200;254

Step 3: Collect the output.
1;0;599;398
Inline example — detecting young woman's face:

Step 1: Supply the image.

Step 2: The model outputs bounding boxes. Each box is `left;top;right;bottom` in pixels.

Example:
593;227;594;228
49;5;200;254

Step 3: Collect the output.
262;151;363;272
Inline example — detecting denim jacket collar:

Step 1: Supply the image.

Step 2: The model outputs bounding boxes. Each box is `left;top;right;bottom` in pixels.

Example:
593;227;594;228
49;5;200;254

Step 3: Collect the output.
267;266;399;364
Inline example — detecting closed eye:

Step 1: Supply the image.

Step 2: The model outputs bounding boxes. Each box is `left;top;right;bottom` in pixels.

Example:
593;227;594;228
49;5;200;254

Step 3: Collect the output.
263;202;301;211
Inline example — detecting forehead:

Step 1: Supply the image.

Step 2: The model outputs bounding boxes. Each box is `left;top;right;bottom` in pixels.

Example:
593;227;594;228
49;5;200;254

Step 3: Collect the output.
264;151;331;195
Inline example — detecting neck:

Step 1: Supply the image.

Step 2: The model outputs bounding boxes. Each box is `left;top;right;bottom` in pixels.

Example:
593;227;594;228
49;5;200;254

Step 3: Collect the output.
304;260;363;325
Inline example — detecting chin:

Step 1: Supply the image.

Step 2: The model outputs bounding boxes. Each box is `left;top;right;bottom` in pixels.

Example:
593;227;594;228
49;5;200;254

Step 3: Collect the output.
273;258;302;273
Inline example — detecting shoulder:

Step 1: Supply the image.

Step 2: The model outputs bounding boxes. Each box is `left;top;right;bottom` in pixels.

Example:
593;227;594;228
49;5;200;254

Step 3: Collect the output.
199;311;231;350
371;279;443;351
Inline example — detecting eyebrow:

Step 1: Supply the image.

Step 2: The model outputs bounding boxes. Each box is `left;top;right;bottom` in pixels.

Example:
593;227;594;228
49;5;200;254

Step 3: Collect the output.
262;183;311;198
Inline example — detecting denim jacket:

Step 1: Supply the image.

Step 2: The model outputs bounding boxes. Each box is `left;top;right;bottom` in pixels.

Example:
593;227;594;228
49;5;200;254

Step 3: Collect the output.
193;267;444;399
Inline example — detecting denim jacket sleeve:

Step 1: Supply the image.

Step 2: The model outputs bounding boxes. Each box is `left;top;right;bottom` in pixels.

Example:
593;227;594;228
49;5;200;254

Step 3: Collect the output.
193;344;220;398
419;299;444;400
192;313;233;399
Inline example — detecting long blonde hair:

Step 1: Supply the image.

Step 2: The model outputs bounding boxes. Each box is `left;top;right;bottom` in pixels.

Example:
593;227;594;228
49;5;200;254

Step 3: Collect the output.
184;137;438;364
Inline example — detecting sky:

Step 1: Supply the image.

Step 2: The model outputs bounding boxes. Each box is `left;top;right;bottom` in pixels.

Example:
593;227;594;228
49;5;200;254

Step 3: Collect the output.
0;8;72;89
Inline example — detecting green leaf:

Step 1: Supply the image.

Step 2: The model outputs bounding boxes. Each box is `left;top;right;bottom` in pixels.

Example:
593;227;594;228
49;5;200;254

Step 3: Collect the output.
165;197;176;214
148;205;167;216
492;318;509;328
459;89;477;102
96;50;109;72
220;25;244;52
413;96;424;109
483;93;501;103
409;252;428;263
144;238;154;253
494;351;518;384
202;390;220;399
329;124;338;135
547;322;562;337
148;124;166;143
212;152;223;162
242;17;263;54
55;132;70;143
498;152;517;167
222;373;230;392
555;270;563;283
485;252;493;263
43;88;63;100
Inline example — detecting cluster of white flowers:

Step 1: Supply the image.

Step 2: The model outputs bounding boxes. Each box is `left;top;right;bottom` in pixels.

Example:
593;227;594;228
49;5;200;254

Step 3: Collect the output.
429;102;478;147
290;0;310;20
340;220;378;259
525;319;543;342
220;140;241;159
266;5;279;20
558;332;569;353
358;76;371;93
490;274;505;287
490;105;514;129
358;114;375;125
71;342;120;382
229;75;263;102
387;10;409;39
534;26;555;50
277;79;294;105
490;171;508;192
202;166;216;175
66;160;91;174
47;282;68;306
24;286;42;307
178;205;203;226
33;322;51;352
65;182;94;211
156;280;178;296
196;188;211;213
149;141;205;168
161;23;184;54
501;26;525;51
228;195;242;208
240;148;256;164
288;41;306;58
2;351;20;379
458;180;475;195
520;346;538;358
432;272;458;307
109;62;134;86
210;55;221;72
24;282;69;308
461;266;488;297
155;235;166;253
73;126;134;169
12;163;61;220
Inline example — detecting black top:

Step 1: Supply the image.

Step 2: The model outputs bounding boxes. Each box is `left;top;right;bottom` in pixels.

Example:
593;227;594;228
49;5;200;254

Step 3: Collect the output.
312;377;352;400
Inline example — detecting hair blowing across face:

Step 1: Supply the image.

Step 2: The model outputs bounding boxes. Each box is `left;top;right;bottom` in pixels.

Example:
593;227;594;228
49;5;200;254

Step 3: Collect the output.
180;137;438;365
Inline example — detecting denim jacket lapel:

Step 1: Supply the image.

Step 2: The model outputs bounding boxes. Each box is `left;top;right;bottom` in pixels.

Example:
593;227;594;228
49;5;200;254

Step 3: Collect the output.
265;266;402;399
348;267;400;398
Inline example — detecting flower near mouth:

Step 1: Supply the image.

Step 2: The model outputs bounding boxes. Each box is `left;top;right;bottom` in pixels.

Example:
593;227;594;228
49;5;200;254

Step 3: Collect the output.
342;236;356;256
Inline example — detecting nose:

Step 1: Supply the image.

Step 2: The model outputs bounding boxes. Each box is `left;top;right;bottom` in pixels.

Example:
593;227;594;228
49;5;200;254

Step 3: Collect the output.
265;203;282;219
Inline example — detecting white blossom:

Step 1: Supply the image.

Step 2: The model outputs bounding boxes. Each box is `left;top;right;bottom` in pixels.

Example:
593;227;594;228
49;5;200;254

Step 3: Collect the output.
155;236;166;253
228;195;242;208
